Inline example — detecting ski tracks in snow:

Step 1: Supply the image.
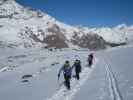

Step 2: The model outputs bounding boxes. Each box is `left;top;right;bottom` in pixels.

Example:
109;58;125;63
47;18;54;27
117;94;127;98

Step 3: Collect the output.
46;58;98;100
103;58;123;100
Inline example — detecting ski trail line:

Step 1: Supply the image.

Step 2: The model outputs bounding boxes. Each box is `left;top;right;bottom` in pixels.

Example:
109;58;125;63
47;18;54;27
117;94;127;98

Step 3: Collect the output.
0;66;9;72
46;58;98;100
103;58;123;100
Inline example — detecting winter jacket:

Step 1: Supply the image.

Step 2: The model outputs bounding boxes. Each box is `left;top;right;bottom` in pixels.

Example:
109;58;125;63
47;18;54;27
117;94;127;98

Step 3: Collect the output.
58;63;72;77
73;60;81;73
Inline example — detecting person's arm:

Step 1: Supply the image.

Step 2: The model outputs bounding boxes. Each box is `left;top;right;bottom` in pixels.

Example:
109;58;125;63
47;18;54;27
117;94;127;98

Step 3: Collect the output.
71;63;75;70
58;66;63;79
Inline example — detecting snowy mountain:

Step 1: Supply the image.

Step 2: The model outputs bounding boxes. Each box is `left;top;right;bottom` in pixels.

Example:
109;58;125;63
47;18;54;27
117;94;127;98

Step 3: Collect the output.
0;0;133;49
77;24;133;44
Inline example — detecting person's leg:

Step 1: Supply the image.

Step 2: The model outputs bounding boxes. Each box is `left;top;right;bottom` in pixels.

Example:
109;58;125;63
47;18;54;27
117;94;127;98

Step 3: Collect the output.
64;74;70;90
76;71;80;80
89;60;92;67
64;74;67;88
77;73;80;80
67;76;71;90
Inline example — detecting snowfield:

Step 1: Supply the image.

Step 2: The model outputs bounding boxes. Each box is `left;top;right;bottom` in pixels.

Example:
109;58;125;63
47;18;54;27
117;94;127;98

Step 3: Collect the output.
0;46;133;100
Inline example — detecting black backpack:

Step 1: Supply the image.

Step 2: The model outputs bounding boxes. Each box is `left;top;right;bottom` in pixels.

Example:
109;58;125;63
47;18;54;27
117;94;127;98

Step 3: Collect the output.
74;60;81;73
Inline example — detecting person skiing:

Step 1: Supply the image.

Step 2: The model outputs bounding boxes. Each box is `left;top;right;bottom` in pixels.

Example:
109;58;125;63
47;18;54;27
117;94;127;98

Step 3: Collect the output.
72;59;82;80
58;60;72;90
88;53;94;67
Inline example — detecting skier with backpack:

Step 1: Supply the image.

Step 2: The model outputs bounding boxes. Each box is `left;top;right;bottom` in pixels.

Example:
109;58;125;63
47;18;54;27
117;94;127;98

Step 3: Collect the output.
72;59;82;80
88;53;94;67
58;60;72;90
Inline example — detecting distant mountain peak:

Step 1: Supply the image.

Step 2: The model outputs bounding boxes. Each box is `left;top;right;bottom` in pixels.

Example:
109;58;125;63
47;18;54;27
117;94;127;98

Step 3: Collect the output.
115;24;128;30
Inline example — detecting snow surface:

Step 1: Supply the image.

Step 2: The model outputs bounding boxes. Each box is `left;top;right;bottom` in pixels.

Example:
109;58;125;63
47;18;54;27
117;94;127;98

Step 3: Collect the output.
0;46;133;100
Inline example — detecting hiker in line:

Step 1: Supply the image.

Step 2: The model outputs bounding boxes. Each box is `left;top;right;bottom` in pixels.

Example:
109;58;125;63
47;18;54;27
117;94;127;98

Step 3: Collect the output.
88;53;94;67
58;60;72;90
72;59;82;80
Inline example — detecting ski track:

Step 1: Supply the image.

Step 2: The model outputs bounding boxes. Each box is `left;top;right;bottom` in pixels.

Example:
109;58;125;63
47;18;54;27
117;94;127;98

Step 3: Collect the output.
0;66;9;72
46;58;98;100
103;58;123;100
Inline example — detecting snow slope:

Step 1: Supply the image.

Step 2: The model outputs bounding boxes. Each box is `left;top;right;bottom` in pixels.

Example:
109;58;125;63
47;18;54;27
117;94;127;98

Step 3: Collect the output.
0;0;79;48
73;46;133;100
0;47;92;100
0;46;133;100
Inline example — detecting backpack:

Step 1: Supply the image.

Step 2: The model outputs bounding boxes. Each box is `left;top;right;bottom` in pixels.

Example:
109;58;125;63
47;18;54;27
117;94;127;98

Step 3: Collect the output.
63;63;72;76
74;60;81;73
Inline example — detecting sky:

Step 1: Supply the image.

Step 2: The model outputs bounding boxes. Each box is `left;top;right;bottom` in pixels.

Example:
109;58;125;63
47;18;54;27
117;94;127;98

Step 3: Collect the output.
16;0;133;27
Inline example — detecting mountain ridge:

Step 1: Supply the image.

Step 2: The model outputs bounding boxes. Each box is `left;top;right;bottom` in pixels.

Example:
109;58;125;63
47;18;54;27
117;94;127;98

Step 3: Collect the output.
0;0;133;49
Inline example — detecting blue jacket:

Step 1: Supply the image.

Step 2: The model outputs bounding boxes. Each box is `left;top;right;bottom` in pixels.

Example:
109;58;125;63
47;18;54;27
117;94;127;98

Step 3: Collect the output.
58;64;72;77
